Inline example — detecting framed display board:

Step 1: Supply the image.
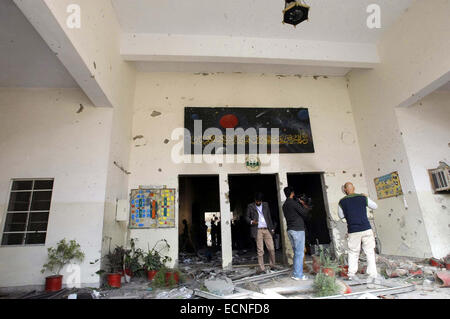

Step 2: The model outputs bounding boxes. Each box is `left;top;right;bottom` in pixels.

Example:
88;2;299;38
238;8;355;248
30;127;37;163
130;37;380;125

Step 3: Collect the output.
129;188;176;229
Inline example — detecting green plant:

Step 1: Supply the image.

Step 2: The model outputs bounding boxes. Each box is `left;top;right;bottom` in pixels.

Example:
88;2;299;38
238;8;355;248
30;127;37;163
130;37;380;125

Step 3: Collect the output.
313;272;340;297
105;246;127;273
151;267;181;289
124;238;145;276
41;239;85;276
319;247;338;271
143;239;172;271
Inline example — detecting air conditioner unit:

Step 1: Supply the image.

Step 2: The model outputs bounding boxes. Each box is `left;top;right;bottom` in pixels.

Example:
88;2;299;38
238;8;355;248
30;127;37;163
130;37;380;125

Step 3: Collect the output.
428;162;450;192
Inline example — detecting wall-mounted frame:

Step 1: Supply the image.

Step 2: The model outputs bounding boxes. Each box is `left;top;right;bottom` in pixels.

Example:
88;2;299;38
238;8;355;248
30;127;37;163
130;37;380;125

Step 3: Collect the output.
129;188;176;229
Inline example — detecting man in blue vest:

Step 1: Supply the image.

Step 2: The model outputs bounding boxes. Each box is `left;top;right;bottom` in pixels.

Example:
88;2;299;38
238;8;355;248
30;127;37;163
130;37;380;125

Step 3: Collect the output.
338;182;379;284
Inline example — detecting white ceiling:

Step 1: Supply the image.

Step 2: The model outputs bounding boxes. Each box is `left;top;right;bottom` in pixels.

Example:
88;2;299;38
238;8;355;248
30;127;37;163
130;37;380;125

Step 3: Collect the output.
113;0;413;75
0;0;78;88
111;0;413;43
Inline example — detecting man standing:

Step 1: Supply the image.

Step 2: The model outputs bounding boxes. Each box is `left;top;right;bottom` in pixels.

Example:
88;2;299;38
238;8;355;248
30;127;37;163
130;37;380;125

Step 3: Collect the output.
338;182;379;284
282;187;311;280
246;192;276;274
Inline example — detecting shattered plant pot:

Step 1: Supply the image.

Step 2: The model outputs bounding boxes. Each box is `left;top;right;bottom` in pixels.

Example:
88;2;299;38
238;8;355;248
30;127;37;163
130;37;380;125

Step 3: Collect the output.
435;271;450;288
429;258;445;268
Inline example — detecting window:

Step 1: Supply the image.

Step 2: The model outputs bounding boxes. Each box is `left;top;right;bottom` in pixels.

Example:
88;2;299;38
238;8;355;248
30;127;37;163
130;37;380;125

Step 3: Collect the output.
2;179;53;246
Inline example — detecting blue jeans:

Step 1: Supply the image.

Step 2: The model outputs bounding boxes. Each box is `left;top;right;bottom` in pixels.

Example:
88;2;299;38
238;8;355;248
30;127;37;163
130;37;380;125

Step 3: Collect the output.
288;230;305;278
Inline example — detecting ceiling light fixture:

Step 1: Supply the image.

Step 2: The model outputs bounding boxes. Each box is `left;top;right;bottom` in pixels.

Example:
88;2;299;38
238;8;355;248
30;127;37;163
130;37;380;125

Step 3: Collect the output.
282;0;310;27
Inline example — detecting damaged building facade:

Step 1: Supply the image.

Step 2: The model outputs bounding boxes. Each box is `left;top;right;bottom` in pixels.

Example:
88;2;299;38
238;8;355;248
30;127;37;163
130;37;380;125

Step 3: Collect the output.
0;0;449;290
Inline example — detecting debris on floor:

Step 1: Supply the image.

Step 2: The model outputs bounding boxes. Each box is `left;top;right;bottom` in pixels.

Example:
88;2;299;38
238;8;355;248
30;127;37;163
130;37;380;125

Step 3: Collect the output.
1;252;449;299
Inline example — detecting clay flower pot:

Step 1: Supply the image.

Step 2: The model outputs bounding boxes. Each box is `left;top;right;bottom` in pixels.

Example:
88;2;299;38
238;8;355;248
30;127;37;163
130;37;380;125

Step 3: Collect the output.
339;265;349;278
165;272;179;286
147;270;158;281
107;273;122;288
312;255;321;273
45;275;63;292
321;267;335;277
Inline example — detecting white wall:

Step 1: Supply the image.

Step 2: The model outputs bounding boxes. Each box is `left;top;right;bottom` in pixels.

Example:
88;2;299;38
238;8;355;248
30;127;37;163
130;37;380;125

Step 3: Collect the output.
0;88;113;288
128;72;369;266
347;0;450;258
395;91;450;258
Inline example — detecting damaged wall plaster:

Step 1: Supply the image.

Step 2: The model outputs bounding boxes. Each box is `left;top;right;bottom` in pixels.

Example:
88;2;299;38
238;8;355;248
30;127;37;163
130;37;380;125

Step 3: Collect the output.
128;72;370;267
395;91;450;258
347;0;450;258
0;88;113;287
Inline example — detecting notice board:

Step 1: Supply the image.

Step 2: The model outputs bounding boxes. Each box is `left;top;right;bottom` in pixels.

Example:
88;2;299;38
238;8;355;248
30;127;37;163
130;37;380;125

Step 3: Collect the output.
129;188;176;229
374;172;403;199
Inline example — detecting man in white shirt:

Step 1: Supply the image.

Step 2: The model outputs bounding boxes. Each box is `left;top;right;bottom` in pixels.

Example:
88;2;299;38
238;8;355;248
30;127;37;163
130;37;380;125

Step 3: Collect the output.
246;192;276;274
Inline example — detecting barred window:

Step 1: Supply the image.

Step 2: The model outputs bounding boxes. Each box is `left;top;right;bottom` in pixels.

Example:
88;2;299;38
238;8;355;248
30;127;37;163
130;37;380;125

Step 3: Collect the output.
2;179;53;246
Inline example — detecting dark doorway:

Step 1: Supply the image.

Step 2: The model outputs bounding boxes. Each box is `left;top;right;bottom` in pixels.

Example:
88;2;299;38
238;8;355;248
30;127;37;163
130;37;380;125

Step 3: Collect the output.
178;175;220;259
228;174;283;255
287;173;331;254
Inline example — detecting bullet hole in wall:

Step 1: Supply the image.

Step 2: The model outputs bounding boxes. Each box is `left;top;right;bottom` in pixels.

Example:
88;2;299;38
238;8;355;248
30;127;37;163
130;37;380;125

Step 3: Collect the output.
76;104;84;114
151;111;162;117
93;61;96;69
133;135;144;140
164;139;170;144
343;171;346;174
158;168;162;172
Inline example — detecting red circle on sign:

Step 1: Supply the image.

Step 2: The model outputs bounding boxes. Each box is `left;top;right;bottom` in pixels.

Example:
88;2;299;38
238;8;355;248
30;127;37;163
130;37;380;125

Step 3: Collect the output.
219;114;239;129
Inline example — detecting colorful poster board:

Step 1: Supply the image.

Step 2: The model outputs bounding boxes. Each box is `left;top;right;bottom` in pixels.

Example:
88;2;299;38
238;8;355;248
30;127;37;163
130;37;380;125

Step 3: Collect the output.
129;188;176;229
374;172;403;199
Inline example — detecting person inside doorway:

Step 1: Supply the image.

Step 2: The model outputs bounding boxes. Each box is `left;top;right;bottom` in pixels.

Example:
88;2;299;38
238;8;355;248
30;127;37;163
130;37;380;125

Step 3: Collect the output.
246;192;276;274
338;182;379;284
211;216;219;248
282;187;312;280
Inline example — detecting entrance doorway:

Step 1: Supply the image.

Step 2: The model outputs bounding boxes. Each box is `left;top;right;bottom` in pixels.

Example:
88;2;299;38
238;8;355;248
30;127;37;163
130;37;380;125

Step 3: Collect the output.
178;175;221;260
227;174;284;262
286;173;332;254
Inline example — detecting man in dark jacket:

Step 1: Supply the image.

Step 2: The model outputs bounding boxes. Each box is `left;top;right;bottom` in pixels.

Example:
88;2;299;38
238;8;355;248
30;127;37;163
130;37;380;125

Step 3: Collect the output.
246;192;276;273
282;187;311;280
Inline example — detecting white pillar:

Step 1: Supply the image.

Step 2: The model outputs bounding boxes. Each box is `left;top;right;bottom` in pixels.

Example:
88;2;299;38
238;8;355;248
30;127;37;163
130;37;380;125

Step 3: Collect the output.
277;172;293;265
219;173;233;269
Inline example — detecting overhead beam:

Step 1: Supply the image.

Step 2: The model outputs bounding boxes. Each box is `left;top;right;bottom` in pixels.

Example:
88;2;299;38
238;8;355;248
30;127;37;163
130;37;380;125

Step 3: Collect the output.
121;33;380;69
13;0;111;107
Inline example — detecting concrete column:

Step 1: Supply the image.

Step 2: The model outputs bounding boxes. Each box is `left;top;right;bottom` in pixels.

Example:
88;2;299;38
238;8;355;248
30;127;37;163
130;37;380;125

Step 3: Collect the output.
219;172;233;269
277;172;292;265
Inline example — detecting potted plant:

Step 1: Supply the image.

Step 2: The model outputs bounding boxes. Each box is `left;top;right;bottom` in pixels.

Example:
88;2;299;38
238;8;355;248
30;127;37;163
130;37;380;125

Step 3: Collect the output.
104;246;126;288
124;238;144;277
41;239;85;292
338;254;349;278
319;247;338;277
143;239;171;281
152;267;181;288
313;272;340;297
